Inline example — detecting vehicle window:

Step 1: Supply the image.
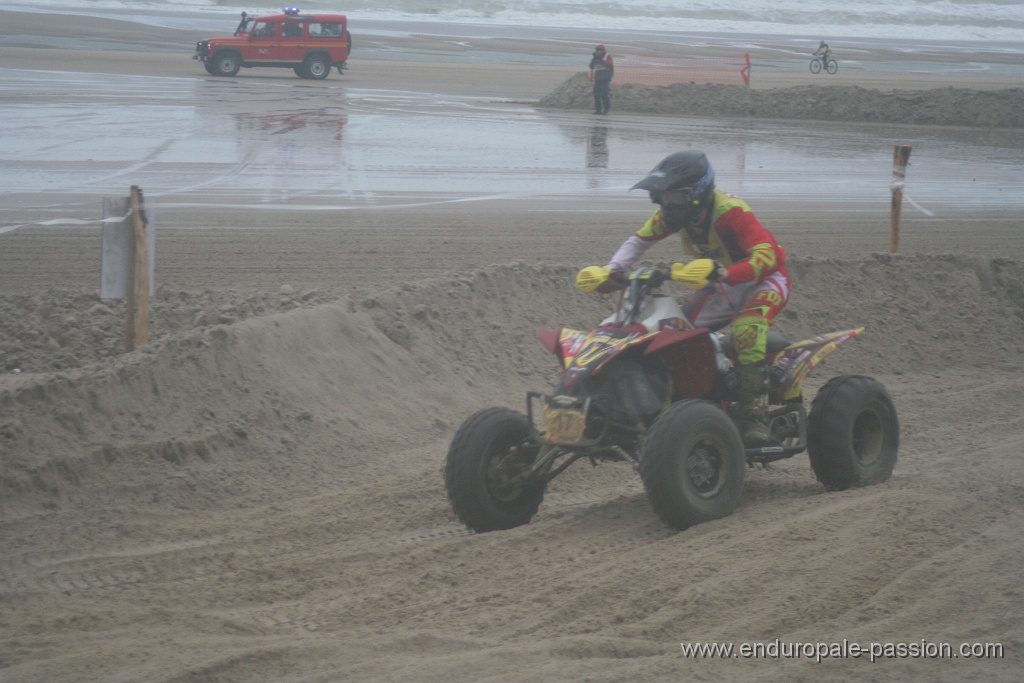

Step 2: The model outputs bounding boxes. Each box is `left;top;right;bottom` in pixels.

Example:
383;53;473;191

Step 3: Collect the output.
253;22;277;38
282;22;303;38
310;22;342;38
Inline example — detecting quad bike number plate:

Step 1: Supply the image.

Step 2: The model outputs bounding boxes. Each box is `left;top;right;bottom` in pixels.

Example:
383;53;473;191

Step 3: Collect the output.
544;406;587;444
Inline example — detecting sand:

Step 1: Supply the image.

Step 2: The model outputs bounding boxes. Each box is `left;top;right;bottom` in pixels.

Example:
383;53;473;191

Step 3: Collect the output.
1;11;1023;683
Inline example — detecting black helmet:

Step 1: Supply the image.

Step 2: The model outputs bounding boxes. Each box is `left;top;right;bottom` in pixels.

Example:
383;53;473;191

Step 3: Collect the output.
632;150;716;232
631;150;715;199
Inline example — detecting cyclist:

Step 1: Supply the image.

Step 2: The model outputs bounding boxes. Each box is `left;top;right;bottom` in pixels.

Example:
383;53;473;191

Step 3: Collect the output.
813;40;833;70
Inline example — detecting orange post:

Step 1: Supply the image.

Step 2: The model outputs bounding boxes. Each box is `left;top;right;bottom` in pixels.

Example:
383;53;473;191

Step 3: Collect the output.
889;144;912;254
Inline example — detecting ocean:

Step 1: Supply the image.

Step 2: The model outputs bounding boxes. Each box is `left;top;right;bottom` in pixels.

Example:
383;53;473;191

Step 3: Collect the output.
7;0;1024;45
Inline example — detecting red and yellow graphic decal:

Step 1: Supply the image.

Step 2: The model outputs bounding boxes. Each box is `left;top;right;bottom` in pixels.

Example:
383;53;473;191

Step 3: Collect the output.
772;328;864;401
558;327;656;382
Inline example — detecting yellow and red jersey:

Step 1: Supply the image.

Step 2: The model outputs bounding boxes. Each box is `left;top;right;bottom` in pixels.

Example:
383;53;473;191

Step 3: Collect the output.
633;189;787;286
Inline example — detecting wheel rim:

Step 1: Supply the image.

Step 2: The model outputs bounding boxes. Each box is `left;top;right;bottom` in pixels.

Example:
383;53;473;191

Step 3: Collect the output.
485;441;536;502
309;61;327;77
685;438;726;498
219;57;236;73
851;408;884;465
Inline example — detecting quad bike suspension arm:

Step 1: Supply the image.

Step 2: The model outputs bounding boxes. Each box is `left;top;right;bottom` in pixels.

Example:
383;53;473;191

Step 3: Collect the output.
501;442;641;491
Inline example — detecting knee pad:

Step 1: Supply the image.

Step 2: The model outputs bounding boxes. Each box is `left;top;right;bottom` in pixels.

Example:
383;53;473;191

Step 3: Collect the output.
732;316;769;366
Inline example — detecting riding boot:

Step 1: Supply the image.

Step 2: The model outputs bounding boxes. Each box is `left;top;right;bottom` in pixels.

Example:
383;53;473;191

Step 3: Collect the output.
736;360;770;447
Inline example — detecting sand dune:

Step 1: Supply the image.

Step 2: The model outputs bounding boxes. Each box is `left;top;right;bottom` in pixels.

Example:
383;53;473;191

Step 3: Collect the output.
540;74;1024;129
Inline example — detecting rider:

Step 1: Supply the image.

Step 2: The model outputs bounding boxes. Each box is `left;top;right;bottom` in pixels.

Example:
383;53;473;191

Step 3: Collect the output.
587;150;790;446
813;40;832;69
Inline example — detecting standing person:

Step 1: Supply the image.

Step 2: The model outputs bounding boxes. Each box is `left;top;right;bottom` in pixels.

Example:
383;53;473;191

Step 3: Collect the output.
588;44;614;115
341;27;352;70
812;40;832;69
582;150;790;446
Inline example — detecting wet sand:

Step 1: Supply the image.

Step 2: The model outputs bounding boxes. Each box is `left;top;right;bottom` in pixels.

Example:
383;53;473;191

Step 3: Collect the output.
3;9;1024;93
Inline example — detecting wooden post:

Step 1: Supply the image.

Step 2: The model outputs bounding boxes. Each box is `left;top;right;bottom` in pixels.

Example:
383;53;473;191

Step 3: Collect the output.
125;186;150;351
889;144;912;254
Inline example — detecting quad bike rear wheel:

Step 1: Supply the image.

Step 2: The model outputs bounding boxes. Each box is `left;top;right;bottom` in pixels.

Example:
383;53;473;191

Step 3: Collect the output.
807;375;899;491
445;407;546;532
640;400;746;530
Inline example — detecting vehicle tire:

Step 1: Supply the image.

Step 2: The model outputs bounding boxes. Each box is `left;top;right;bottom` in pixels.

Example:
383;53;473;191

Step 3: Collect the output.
294;66;308;78
826;59;839;74
212;51;241;77
445;407;546;533
807;375;899;491
640;400;746;531
302;53;331;80
203;62;218;76
809;59;822;74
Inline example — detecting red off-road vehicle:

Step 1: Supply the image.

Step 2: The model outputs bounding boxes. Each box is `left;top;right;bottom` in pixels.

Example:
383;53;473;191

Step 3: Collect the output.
194;8;351;80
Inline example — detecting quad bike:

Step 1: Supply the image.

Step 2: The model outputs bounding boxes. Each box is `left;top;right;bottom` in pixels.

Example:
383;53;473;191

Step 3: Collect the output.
444;265;899;532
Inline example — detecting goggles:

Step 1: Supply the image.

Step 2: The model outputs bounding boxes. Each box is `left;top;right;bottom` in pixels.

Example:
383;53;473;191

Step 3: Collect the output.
653;189;698;207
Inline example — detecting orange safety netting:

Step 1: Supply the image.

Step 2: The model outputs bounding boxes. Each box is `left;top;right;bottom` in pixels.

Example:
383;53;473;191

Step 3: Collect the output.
612;53;751;87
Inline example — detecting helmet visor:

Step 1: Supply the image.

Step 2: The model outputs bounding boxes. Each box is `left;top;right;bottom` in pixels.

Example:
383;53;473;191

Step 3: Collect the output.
631;155;715;196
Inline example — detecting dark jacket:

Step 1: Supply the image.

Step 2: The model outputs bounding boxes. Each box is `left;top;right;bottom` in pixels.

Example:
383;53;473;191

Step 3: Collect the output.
589;52;614;82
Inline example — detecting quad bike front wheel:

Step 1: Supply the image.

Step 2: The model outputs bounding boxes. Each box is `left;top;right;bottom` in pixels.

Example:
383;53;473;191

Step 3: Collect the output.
640;400;746;531
445;407;546;533
807;375;899;491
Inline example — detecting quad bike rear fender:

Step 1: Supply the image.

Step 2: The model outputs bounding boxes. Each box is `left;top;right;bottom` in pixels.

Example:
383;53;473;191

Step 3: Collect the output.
771;328;865;402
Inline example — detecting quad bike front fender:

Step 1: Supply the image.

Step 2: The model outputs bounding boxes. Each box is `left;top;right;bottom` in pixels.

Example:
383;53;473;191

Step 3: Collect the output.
538;325;656;387
540;324;718;399
538;326;571;362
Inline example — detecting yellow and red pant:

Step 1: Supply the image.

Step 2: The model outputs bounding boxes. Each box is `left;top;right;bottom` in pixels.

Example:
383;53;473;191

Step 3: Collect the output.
685;271;790;366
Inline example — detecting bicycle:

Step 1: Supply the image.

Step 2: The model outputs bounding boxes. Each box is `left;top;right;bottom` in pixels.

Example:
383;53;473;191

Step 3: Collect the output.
810;56;838;74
